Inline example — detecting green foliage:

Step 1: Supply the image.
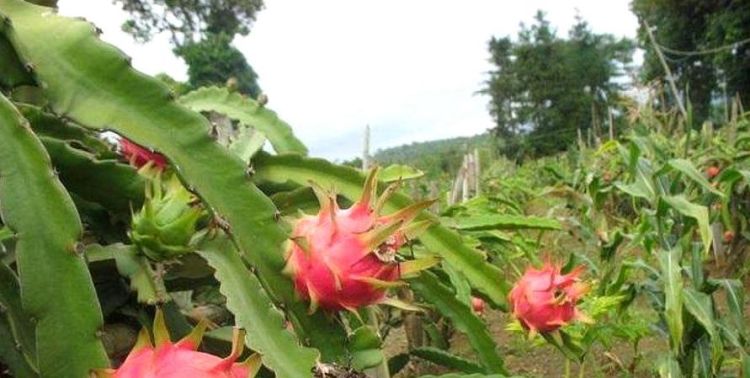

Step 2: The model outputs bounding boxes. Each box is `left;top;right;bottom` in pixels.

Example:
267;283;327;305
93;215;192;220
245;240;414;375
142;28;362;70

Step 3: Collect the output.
410;271;506;374
484;11;633;156
178;86;307;155
196;235;319;378
410;347;484;374
176;33;262;97
0;263;36;377
0;92;109;376
115;0;263;45
373;133;493;180
632;0;750;123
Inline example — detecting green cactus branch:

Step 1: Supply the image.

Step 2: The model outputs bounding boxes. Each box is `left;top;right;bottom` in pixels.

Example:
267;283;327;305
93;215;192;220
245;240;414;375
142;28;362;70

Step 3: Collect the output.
0;262;37;377
85;243;168;305
410;272;506;375
410;347;484;374
178;86;308;155
0;32;33;89
0;0;345;364
40;137;145;213
0;93;109;376
19;105;116;157
251;152;512;308
197;233;319;378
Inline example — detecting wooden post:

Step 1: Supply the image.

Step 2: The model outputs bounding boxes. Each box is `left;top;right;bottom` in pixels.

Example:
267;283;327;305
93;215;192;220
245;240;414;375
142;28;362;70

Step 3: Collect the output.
461;154;470;203
643;20;688;119
449;156;465;205
429;182;440;213
473;148;481;196
362;124;370;171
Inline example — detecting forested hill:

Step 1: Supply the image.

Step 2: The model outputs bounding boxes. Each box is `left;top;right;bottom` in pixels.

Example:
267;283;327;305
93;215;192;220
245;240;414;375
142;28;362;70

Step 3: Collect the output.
372;133;493;179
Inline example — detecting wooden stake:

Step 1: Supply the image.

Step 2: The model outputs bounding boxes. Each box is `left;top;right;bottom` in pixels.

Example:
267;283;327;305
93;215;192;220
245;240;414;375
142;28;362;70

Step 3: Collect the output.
473;148;481;196
362;124;371;171
643;20;688;119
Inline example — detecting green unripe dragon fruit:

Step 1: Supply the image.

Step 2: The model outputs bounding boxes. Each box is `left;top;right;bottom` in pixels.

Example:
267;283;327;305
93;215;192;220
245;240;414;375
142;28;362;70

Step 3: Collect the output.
130;174;204;261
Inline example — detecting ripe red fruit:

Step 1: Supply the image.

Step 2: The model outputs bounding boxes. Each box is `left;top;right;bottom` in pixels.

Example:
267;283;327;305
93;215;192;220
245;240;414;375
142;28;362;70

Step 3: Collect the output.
284;168;436;312
509;263;590;334
723;230;735;244
471;297;486;315
119;138;168;170
706;166;720;179
92;310;259;378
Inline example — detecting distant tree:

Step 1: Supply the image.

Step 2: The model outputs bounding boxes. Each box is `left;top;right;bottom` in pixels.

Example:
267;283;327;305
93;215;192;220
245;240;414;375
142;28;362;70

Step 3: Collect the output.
632;0;750;123
115;0;264;96
115;0;263;46
176;33;261;97
484;12;633;156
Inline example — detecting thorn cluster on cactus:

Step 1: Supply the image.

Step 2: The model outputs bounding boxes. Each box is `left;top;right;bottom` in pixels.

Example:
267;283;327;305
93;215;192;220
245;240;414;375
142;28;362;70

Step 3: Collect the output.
119;137;168;170
508;262;590;334
91;309;260;378
283;167;438;312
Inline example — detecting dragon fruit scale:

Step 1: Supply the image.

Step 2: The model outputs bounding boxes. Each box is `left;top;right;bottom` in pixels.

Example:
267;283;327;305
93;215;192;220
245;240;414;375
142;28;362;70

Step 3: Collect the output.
283;168;437;312
508;262;590;334
91;309;260;378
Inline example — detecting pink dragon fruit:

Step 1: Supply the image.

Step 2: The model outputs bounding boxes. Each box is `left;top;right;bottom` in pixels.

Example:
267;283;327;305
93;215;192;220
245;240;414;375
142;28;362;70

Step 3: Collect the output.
471;296;486;316
508;263;589;333
284;168;436;312
119;138;168;170
91;310;260;378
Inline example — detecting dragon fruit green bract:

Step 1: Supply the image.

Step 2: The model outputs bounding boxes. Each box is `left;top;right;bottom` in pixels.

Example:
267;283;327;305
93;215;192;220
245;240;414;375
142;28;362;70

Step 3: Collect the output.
508;263;589;333
120;138;168;170
283;168;435;312
91;309;260;378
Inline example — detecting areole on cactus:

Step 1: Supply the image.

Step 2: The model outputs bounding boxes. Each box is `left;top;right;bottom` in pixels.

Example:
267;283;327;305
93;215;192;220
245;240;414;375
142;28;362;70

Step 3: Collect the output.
283;167;439;312
91;309;261;378
508;262;590;334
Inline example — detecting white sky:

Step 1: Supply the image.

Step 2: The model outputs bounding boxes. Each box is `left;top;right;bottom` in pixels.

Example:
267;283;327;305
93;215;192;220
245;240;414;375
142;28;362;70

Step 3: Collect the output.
58;1;639;161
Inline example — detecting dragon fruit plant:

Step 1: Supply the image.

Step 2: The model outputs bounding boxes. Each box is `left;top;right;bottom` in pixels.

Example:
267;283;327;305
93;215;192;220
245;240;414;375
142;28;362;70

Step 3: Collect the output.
0;1;519;377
